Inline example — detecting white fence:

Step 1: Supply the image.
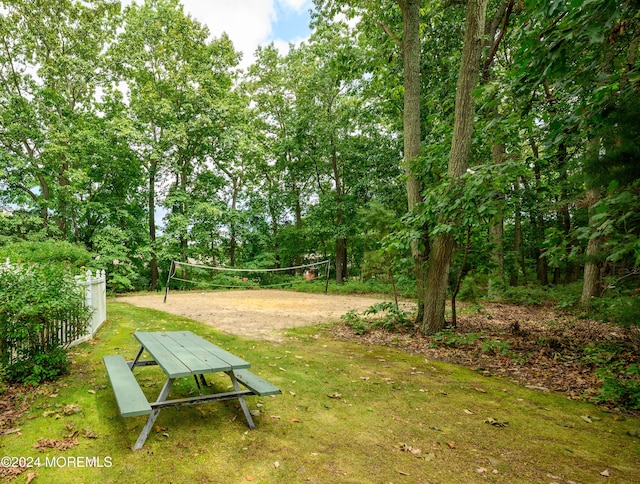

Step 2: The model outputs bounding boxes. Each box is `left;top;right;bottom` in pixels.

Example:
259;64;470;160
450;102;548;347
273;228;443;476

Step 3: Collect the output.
2;259;107;348
72;269;107;346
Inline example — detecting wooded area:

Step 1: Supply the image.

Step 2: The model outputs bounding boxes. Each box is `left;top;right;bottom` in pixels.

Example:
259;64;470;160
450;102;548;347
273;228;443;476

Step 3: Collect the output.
1;0;638;335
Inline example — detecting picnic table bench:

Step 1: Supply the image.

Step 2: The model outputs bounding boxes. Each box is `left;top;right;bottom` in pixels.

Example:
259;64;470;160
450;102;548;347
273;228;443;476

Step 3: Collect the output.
103;331;280;450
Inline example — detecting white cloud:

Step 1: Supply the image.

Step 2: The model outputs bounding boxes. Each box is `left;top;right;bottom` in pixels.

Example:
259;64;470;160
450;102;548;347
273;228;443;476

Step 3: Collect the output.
121;1;311;69
279;0;307;11
180;0;276;68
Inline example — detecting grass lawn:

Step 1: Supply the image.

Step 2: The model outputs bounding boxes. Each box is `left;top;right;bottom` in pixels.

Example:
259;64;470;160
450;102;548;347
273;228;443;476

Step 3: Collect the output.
1;301;639;483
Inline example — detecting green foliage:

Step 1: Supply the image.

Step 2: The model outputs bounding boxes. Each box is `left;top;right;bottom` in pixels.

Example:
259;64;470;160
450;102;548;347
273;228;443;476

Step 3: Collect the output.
91;227;144;293
432;330;482;347
578;181;640;268
6;347;70;386
0;240;94;270
456;272;487;302
341;309;370;335
590;293;640;329
341;302;413;335
0;264;89;384
481;339;512;356
581;344;639;411
597;363;640;411
499;285;551;306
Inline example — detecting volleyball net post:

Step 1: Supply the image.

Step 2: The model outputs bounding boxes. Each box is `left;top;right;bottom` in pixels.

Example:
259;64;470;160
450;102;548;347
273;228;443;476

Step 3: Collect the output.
163;260;175;303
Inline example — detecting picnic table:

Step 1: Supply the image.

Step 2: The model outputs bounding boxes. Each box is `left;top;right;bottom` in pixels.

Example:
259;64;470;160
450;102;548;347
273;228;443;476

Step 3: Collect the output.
103;331;281;450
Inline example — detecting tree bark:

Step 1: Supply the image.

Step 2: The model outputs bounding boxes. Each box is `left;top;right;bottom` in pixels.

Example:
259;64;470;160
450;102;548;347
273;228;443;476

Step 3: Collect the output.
581;189;603;305
148;158;159;290
229;179;238;267
531;156;549;285
331;145;347;283
510;176;525;286
488;142;505;297
421;0;489;334
397;0;428;322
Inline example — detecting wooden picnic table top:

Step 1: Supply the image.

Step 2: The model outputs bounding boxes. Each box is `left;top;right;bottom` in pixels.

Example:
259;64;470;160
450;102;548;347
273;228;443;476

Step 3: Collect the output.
134;331;250;379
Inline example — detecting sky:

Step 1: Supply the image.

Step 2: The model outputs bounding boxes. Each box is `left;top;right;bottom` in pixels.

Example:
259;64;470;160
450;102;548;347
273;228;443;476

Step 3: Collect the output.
169;0;314;68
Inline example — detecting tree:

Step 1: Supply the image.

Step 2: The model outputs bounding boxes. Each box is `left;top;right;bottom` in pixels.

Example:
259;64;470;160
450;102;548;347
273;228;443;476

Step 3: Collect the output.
515;0;640;304
421;0;489;333
0;0;120;236
112;0;239;287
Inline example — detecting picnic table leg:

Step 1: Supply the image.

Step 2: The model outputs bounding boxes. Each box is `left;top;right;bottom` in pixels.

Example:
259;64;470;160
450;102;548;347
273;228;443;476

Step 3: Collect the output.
132;378;174;451
128;346;145;370
227;371;255;429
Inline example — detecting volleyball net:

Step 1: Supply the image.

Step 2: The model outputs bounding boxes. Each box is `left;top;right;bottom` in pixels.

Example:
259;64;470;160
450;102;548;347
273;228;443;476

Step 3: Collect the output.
163;259;331;302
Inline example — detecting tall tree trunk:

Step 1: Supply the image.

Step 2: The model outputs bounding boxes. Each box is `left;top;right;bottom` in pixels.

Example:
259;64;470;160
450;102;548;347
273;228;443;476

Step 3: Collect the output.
398;0;428;322
294;182;303;268
148;158;159;290
531;154;549;285
488;142;506;297
331;143;347;283
510;176;524;286
581;188;603;305
422;0;489;334
179;158;189;262
57;160;69;237
229;179;238;267
555;143;576;284
581;138;604;305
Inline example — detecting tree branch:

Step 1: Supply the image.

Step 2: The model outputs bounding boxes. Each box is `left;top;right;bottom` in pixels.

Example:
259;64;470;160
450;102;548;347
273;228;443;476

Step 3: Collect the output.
482;0;515;81
377;21;402;49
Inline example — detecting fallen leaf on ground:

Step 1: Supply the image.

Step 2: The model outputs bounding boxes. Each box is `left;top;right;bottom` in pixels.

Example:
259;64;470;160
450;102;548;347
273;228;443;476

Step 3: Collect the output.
81;429;98;439
33;437;78;451
327;392;342;399
484;417;508;427
63;404;81;415
447;441;456;449
398;443;422;456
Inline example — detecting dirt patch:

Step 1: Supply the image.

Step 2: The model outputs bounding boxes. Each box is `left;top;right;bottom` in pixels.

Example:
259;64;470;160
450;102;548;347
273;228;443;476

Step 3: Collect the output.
118;289;401;340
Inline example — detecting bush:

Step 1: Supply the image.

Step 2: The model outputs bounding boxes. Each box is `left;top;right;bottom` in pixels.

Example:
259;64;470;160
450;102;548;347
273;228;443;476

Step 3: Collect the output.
0;240;94;270
341;302;414;334
590;294;640;329
0;263;90;384
597;363;640;411
6;347;70;386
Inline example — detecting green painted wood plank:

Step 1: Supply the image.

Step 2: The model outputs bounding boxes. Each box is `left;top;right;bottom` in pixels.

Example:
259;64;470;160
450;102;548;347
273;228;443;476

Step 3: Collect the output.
103;355;152;417
154;332;231;373
168;331;251;370
145;333;215;375
134;332;192;378
234;370;281;396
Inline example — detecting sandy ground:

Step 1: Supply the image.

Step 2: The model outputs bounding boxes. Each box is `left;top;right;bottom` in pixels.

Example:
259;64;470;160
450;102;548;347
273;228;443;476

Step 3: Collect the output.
118;289;406;341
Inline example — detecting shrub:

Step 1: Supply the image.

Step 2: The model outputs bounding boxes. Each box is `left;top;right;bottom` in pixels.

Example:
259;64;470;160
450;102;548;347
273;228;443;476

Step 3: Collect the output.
597;363;640;411
341;302;414;335
0;240;94;270
0;263;90;384
591;294;640;329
